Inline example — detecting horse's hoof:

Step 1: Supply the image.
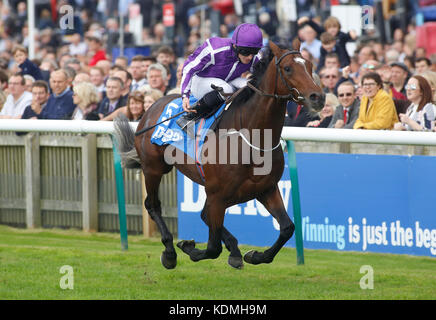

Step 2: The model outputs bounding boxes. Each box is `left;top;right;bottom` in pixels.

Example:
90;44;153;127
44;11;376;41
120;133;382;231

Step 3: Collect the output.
177;240;195;254
243;250;263;265
161;251;177;269
228;256;243;269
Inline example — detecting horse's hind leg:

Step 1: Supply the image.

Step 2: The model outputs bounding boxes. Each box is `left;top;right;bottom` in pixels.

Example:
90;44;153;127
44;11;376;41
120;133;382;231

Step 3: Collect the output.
244;186;295;265
143;172;177;269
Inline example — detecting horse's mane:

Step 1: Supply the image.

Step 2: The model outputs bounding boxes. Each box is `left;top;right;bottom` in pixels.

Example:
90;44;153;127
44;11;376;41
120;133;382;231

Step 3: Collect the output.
230;43;288;107
230;47;273;107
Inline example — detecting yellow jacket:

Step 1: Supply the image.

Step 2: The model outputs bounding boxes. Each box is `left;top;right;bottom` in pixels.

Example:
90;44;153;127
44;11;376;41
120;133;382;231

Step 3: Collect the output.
353;89;399;130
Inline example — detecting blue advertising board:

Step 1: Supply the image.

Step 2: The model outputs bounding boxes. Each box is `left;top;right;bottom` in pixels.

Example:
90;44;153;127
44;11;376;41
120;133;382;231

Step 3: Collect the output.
178;153;436;258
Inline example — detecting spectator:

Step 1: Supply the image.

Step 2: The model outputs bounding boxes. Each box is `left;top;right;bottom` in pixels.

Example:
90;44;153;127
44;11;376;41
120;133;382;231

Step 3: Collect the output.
156;45;177;89
353;72;398;130
146;63;169;95
97;76;125;119
114;56;129;69
0;73;33;119
300;24;322;62
87;33;107;67
324;52;341;70
130;56;148;91
393;75;436;132
21;80;50;119
95;60;111;78
415;57;432;75
0;69;8;111
285;99;320;127
13;45;43;80
307;93;338;128
113;68;132;102
89;66;106;98
71;82;100;120
143;89;163;112
420;70;436;103
320;67;340;94
357;46;377;67
390;62;410;96
166;63;184;95
73;72;91;85
69;32;87;56
39;69;76;120
64;58;82;73
23;74;35;92
317;32;336;72
111;91;147;122
376;63;407;102
329;81;360;129
300;16;356;69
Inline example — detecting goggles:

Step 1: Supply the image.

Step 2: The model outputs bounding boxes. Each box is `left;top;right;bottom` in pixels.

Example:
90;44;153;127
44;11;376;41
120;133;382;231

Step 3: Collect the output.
237;46;260;56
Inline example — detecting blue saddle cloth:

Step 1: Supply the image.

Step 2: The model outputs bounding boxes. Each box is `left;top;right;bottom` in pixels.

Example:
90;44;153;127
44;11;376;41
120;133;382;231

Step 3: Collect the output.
150;97;226;165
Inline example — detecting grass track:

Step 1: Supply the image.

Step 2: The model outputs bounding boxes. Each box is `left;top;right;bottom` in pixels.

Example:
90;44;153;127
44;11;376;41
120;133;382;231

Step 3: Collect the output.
0;225;434;300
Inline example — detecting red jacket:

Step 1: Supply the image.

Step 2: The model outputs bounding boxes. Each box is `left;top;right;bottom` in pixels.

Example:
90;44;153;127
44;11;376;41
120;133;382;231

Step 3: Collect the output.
89;50;107;66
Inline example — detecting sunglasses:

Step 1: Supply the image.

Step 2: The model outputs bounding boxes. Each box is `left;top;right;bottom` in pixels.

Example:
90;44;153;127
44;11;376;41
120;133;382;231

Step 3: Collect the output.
362;82;377;88
237;47;260;56
362;63;376;69
338;92;353;97
405;84;418;90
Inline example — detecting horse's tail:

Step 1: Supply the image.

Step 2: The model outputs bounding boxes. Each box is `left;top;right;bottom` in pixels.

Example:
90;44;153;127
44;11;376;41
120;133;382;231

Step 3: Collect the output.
113;115;141;169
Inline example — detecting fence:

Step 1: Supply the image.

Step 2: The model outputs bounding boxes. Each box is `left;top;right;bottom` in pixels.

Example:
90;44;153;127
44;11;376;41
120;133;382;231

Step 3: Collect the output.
0;125;177;237
1;120;436;255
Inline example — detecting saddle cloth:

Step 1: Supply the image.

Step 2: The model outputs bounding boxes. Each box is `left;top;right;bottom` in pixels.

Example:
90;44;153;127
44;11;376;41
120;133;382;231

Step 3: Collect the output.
150;97;226;175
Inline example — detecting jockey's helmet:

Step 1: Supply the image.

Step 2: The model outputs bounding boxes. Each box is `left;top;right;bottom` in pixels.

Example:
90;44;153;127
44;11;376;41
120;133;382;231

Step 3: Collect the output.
231;23;263;56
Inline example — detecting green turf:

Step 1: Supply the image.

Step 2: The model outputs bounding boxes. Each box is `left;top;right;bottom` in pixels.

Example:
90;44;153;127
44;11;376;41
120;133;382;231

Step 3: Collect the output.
0;225;434;300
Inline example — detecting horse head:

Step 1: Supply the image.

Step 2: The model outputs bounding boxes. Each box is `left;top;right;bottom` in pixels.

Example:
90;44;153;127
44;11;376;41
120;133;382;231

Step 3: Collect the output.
269;40;325;112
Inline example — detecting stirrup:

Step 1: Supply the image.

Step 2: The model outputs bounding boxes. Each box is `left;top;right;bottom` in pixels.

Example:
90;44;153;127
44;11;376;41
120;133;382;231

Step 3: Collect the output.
176;113;197;138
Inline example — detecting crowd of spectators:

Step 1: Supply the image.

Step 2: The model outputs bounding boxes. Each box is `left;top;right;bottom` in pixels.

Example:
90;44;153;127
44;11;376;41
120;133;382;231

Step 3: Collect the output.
285;11;436;132
0;0;435;133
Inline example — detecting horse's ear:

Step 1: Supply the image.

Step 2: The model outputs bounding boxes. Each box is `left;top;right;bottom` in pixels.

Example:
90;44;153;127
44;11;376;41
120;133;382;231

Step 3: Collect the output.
269;41;282;56
292;38;301;52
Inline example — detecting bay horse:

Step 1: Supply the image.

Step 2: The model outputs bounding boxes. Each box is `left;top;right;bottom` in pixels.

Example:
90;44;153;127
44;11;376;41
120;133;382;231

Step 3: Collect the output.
114;40;324;269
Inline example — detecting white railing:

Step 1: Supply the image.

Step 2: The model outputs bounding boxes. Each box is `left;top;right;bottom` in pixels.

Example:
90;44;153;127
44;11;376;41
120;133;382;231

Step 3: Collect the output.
0;120;435;146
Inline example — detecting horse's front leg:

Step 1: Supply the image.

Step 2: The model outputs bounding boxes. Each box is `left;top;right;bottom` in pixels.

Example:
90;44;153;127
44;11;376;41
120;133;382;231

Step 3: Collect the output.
177;198;224;262
244;185;295;265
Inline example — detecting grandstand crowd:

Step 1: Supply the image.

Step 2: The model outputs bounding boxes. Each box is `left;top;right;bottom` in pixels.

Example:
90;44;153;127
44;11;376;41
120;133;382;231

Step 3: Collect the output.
0;0;435;132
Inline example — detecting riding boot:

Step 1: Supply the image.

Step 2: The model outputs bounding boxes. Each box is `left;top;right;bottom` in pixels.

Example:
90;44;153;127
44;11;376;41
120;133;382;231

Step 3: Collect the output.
177;90;225;137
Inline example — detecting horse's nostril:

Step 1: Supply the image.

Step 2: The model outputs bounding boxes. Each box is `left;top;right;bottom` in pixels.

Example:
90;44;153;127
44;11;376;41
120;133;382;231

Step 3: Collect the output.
310;93;320;101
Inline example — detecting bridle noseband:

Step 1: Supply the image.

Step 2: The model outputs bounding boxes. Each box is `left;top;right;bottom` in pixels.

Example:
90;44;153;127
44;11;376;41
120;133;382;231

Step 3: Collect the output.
247;50;305;103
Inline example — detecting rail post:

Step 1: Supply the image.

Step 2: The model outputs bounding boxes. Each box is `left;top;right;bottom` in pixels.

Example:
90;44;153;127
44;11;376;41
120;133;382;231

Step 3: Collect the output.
111;135;128;251
286;140;304;265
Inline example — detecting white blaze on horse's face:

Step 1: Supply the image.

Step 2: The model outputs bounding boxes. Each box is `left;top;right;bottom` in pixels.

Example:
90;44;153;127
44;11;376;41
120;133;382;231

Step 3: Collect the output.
294;57;317;86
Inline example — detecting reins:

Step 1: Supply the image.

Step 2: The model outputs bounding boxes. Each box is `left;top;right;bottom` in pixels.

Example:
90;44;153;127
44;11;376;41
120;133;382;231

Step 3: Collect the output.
247;50;305;103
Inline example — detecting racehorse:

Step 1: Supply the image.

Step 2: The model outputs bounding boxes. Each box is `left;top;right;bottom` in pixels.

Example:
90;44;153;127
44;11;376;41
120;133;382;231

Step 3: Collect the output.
114;40;324;269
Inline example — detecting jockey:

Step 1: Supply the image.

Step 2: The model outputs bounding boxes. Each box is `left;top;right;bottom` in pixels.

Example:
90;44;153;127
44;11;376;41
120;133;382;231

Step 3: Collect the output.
177;23;264;131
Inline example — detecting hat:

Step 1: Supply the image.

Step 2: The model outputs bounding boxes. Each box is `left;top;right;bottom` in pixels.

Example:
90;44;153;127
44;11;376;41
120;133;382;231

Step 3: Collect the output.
390;62;409;73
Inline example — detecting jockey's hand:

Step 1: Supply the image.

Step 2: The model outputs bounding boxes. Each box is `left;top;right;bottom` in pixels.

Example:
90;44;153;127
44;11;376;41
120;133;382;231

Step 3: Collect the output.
183;97;196;113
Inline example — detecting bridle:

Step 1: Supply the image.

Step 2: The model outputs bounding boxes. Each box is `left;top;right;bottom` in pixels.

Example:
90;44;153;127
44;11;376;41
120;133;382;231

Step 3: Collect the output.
246;50;305;103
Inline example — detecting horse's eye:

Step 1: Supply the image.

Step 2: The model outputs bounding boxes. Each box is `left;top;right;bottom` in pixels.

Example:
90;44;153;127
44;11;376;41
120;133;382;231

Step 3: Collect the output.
284;66;291;73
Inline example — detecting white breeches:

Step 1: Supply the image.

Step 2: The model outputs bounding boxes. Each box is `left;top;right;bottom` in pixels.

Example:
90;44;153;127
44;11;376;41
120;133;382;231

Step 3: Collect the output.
190;75;248;100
